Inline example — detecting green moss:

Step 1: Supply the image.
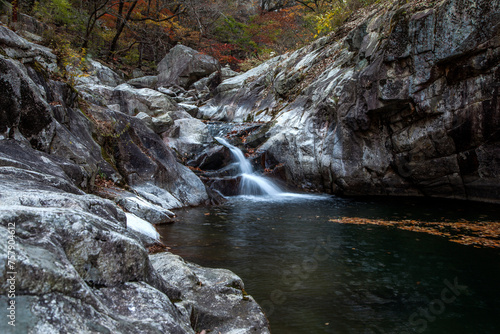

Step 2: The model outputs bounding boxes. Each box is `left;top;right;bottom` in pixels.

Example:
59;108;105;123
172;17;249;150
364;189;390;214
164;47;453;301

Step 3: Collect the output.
245;113;255;122
100;146;115;167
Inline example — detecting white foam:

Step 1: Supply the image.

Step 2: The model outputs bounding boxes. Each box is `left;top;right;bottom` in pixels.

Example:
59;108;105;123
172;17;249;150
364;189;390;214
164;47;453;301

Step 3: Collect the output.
215;137;283;196
234;193;330;203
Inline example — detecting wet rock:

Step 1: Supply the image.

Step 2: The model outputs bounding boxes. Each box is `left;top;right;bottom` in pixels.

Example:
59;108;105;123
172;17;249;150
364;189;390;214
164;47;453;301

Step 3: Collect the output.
203;176;241;196
187;145;231;171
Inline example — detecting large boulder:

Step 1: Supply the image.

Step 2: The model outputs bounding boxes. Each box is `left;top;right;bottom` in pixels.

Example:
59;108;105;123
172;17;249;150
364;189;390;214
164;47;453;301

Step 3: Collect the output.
76;83;180;117
163;117;212;159
90;106;209;209
74;59;124;87
113;83;179;116
0;54;120;190
157;45;219;89
151;252;270;334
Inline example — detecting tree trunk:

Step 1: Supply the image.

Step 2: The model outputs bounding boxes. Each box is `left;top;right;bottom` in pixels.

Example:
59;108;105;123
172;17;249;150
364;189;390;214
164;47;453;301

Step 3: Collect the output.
12;0;18;23
108;0;138;59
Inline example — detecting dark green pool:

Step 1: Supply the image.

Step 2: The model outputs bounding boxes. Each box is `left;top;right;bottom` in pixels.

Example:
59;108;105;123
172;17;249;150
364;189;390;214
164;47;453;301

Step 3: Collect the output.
158;195;500;334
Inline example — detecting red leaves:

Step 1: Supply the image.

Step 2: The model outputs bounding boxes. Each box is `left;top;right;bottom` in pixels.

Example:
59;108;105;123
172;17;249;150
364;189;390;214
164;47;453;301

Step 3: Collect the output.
202;42;242;67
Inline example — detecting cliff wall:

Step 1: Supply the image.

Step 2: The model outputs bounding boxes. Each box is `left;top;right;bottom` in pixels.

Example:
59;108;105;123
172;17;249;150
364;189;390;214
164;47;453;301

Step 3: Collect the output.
200;0;500;203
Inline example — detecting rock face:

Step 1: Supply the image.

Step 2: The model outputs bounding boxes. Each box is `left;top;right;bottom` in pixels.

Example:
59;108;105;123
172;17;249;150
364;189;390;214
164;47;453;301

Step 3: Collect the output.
260;0;294;11
157;45;219;89
151;253;270;334
200;0;500;203
76;59;125;87
0;26;269;333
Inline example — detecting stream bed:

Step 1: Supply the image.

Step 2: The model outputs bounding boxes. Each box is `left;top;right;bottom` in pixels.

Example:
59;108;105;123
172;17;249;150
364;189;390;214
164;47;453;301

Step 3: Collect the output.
158;195;500;334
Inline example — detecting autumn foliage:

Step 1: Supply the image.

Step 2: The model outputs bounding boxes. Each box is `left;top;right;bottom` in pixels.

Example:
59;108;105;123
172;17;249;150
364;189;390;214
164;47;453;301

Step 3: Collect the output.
21;0;381;73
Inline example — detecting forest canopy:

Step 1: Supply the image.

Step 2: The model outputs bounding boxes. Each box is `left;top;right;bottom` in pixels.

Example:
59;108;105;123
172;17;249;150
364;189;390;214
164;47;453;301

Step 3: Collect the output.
1;0;379;73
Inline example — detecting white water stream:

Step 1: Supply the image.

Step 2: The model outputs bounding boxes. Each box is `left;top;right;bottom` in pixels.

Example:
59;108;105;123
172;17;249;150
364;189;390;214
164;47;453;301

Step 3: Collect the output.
215;136;284;196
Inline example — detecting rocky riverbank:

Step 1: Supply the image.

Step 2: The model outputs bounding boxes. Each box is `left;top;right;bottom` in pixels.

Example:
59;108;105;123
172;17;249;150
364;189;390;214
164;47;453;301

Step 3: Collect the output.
0;22;269;333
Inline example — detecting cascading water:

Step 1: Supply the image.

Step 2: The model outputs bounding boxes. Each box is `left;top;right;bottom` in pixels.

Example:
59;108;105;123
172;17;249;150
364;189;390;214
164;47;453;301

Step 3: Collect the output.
215;137;282;196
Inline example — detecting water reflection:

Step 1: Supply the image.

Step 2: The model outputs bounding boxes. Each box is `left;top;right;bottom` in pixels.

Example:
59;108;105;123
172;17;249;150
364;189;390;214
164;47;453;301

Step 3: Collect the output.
158;196;500;334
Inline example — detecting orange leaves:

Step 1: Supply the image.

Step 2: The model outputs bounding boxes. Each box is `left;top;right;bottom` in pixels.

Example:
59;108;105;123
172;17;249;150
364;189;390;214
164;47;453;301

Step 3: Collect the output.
201;42;241;67
147;242;170;254
329;217;500;248
248;5;306;52
188;166;203;172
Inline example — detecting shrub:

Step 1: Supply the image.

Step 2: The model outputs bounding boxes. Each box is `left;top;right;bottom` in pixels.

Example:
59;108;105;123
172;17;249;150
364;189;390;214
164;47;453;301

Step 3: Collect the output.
33;0;74;27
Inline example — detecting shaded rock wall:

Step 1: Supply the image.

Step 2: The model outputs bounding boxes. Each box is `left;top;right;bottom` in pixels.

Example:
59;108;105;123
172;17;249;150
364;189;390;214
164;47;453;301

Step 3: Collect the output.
200;0;500;203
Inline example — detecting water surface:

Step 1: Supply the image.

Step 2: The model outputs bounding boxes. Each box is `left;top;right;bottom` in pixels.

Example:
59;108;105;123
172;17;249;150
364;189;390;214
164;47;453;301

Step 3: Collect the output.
158;196;500;334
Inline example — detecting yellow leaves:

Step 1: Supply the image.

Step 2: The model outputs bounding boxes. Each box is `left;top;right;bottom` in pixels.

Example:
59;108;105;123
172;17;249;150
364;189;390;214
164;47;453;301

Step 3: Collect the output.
329;217;500;248
311;3;348;37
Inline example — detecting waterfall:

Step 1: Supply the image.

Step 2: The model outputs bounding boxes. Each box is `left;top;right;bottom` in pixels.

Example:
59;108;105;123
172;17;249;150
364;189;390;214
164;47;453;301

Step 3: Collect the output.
215;137;283;196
